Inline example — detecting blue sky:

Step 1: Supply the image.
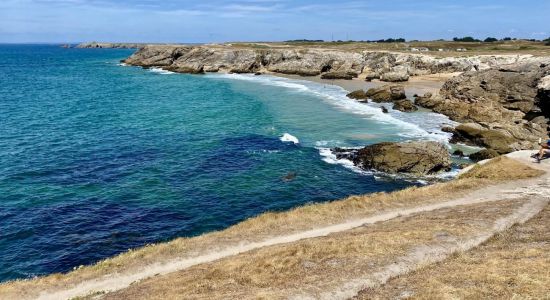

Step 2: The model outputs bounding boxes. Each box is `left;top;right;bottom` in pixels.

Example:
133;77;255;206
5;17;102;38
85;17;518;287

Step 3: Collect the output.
1;0;549;43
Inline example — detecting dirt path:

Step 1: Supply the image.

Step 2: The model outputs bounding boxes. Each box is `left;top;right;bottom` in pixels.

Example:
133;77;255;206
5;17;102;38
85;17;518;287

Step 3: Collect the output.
312;196;549;300
36;153;550;300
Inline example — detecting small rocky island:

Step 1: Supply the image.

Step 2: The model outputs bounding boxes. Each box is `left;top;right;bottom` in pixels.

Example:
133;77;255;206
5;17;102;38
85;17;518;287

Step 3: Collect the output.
333;141;452;175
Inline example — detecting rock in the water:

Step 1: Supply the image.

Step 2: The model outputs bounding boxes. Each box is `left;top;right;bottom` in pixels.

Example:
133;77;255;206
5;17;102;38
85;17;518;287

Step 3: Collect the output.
392;99;418;112
469;149;499;162
441;126;456;133
346;90;368;101
365;85;406;103
332;141;451;175
282;172;297;182
453;150;465;157
414;92;438;108
380;71;410;82
381;106;389;113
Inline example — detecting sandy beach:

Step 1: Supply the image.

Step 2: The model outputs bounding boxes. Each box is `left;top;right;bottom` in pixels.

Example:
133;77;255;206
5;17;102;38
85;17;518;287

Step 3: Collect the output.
274;72;461;98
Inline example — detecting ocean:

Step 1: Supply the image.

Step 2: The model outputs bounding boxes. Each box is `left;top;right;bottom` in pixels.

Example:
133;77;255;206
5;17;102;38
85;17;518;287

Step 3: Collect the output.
0;45;458;281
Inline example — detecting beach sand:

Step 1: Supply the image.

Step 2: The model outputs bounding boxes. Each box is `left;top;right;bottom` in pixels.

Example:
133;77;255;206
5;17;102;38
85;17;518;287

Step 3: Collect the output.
274;72;461;98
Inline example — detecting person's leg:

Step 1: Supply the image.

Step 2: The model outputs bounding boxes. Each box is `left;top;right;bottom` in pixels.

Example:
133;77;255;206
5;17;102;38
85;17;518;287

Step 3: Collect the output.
539;145;549;159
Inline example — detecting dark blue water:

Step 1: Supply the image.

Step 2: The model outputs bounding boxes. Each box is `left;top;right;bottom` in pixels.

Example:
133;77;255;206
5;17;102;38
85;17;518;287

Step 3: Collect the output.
0;45;434;282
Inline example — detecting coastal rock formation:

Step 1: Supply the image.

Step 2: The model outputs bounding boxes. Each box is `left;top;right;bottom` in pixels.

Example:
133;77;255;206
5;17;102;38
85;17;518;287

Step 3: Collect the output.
76;42;149;49
380;71;410;82
333;141;452;175
122;45;543;80
320;72;357;80
365;85;406;103
422;60;550;152
346;90;368;101
469;149;499;162
393;99;418;112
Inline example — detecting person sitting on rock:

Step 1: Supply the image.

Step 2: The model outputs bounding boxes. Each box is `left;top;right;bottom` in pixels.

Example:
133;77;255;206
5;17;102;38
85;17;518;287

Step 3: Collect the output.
534;139;550;162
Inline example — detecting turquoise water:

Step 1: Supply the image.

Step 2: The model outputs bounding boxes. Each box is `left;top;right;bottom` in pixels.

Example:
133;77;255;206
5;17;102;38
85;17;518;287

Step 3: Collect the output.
0;45;454;281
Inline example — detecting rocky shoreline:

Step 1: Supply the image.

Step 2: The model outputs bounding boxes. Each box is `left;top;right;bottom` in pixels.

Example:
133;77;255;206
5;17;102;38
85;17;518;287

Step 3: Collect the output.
121;44;550;175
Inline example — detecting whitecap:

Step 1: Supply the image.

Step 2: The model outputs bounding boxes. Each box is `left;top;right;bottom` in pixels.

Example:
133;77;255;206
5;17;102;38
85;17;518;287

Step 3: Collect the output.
149;67;175;75
117;62;128;67
280;133;299;144
317;148;369;174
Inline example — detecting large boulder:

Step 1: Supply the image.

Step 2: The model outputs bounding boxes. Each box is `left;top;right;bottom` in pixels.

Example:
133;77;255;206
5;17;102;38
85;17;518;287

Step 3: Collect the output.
414;92;439;108
346;90;368;101
365;85;407;103
469;149;499;162
333;141;451;175
393;99;418;112
380;71;410;82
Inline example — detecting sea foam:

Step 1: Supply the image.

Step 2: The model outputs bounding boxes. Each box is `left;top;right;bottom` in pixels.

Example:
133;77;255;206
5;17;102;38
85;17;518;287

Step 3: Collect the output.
149;67;176;75
210;73;456;144
280;133;300;144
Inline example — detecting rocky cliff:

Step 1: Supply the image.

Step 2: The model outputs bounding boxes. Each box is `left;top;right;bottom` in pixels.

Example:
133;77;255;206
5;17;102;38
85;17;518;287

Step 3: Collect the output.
417;59;550;153
122;45;538;81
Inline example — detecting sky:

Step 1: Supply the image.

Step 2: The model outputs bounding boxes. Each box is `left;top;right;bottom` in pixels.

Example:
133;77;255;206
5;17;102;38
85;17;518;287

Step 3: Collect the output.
1;0;549;43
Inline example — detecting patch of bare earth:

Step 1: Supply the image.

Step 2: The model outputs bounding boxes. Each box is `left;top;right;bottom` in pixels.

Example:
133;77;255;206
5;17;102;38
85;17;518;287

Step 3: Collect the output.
355;205;550;300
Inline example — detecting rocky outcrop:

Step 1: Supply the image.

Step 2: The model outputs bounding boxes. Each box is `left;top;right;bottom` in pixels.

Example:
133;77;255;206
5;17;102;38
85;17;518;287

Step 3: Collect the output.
469;149;499;162
346;90;368;101
76;42;150;49
380;71;409;82
365;85;406;103
320;72;357;80
332;141;452;175
122;45;543;80
393;99;418;112
421;60;550;152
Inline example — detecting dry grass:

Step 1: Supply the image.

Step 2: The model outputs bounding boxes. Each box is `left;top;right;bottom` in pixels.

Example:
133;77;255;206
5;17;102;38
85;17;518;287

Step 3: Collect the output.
0;157;542;299
100;199;525;300
356;205;550;300
231;40;550;57
460;156;545;180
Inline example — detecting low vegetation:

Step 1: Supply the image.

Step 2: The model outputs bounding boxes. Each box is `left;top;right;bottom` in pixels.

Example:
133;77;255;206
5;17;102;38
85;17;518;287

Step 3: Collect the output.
459;156;545;180
98;199;526;299
356;205;550;300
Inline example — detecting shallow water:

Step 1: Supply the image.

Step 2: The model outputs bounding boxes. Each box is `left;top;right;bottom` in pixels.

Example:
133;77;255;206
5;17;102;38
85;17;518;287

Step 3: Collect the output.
0;45;455;281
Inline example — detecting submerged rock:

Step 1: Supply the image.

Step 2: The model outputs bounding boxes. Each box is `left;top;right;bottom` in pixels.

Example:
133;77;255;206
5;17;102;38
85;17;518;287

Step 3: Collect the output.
365;85;407;103
333;141;452;175
452;150;465;157
282;172;297;182
381;106;389;113
392;99;418;112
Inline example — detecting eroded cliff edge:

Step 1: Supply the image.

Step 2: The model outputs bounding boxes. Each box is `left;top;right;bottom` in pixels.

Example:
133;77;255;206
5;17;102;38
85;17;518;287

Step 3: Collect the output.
122;45;550;154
